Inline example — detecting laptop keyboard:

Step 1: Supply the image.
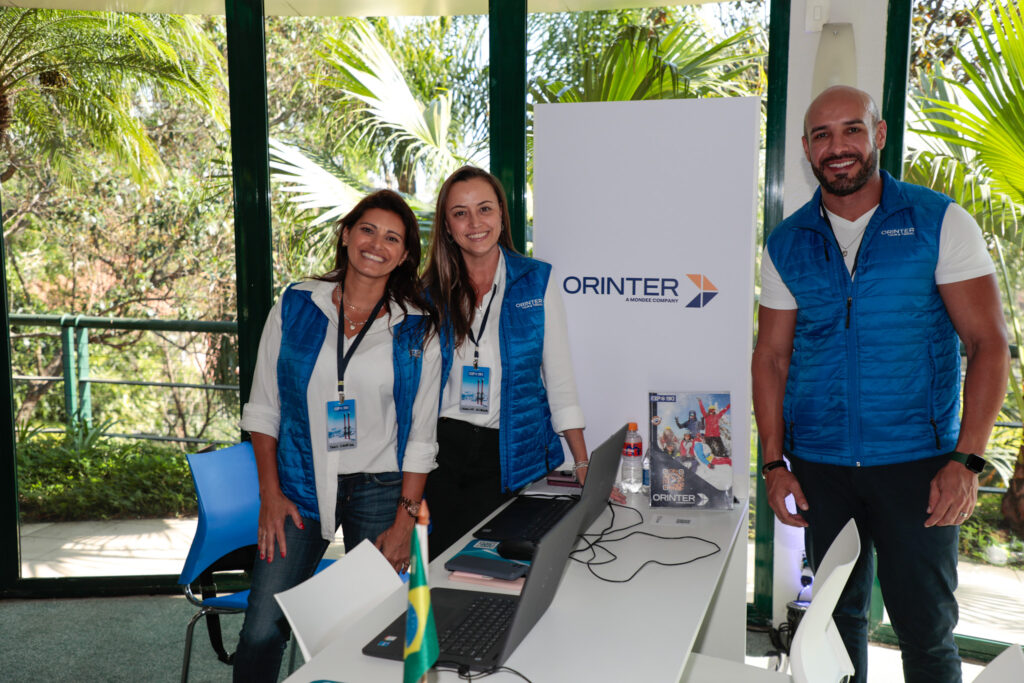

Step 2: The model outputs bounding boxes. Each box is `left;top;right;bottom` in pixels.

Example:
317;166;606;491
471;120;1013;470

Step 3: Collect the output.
517;499;576;540
439;594;517;662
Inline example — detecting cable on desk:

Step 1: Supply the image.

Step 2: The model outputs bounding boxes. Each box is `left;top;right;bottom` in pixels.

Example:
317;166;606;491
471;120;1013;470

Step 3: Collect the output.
435;663;534;682
571;501;722;583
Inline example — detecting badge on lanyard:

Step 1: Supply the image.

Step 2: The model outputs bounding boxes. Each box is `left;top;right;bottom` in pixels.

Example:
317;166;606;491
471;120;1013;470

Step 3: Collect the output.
326;399;357;450
459;366;491;414
459;284;497;415
329;291;386;452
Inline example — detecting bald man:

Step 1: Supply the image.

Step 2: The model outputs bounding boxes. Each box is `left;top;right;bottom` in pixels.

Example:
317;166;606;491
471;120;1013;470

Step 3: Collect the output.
752;86;1008;682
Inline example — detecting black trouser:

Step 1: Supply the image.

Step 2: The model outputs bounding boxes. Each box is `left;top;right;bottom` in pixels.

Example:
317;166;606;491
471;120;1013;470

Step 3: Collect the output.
705;435;727;459
790;454;962;683
423;417;515;560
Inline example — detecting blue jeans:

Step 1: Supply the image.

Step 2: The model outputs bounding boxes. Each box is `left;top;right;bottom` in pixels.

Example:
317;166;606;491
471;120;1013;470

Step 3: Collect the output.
232;471;402;682
790;454;961;683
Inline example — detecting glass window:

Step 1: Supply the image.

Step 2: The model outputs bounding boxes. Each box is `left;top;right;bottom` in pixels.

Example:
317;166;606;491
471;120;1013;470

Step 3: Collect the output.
6;9;234;579
900;0;1024;646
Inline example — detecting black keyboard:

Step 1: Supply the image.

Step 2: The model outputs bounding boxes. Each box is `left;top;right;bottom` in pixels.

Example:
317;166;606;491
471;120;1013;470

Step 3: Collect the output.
438;595;517;662
518;499;576;540
476;496;577;542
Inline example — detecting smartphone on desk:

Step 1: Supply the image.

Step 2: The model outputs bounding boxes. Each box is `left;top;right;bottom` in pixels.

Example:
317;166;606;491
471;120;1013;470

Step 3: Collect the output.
546;469;581;488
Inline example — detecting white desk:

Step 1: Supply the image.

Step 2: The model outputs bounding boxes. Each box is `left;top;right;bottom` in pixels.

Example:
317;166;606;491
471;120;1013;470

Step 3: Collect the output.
286;497;747;683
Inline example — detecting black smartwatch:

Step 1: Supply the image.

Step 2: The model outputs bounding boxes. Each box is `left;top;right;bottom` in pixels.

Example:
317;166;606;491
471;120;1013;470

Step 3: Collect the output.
761;459;788;479
949;451;986;474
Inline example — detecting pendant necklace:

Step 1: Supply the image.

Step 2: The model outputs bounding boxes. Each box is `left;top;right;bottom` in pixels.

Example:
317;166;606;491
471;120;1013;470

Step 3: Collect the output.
821;199;866;258
838;227;866;257
336;284;368;331
342;311;367;332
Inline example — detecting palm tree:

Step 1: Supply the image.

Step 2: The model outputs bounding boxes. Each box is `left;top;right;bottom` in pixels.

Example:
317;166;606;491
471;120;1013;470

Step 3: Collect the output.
0;9;226;188
270;15;763;238
530;19;763;104
317;17;486;194
0;9;226;425
911;0;1024;536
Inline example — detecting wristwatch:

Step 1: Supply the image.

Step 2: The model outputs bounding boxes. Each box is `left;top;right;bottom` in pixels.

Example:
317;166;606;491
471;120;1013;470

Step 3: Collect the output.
761;459;788;479
398;496;421;519
949;451;986;474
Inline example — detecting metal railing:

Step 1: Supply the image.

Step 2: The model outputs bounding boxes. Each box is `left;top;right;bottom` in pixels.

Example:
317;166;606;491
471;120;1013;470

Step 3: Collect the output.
9;314;239;445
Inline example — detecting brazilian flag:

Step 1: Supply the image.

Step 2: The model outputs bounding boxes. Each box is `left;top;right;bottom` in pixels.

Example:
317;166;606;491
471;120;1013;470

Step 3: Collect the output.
403;525;438;682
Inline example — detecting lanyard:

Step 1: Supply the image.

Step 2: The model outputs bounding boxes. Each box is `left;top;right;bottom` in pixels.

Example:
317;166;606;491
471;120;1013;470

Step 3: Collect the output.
336;294;386;402
466;284;497;369
820;200;860;277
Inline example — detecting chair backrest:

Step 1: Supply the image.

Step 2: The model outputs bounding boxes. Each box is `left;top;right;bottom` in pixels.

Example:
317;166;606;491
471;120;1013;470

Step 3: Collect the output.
790;518;861;683
274;539;403;662
179;442;261;586
974;643;1024;683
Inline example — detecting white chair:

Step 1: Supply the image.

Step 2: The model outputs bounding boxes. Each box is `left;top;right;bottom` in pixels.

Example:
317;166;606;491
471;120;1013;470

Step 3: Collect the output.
973;643;1024;683
681;519;861;683
274;538;403;663
789;518;859;683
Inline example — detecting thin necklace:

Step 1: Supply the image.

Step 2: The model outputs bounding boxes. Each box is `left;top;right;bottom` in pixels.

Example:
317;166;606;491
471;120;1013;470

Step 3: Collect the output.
344;300;372;313
837;227;866;257
821;201;866;258
336;283;371;331
342;311;368;331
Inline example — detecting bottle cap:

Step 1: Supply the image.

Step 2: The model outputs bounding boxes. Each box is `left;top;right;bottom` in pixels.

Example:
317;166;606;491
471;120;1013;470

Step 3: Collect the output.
628;422;638;431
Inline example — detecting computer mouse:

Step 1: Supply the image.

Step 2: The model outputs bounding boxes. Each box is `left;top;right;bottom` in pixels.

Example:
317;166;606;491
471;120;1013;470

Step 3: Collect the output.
495;538;538;561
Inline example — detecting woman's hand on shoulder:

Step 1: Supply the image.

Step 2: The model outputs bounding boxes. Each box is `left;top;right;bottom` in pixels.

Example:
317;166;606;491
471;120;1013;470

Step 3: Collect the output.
258;489;304;562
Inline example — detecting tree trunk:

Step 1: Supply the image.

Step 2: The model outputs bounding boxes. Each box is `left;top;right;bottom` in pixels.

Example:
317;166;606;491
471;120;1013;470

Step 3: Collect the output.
14;355;64;425
1000;443;1024;539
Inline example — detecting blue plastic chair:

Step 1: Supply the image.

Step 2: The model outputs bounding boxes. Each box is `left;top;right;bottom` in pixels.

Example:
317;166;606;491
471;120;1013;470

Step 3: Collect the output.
179;442;335;681
178;442;261;683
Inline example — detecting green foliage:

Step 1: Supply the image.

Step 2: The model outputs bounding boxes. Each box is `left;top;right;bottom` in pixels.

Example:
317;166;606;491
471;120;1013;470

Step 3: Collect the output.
0;9;227;188
917;1;1024;207
531;20;763;104
5;10;237;441
17;430;197;522
959;491;1024;563
907;2;1024;461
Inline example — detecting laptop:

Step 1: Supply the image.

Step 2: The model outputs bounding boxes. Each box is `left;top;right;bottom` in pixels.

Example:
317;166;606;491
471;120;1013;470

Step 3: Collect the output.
361;425;625;671
362;500;588;671
472;423;627;543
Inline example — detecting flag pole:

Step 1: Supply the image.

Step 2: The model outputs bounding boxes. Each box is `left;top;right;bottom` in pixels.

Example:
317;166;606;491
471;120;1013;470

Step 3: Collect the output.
403;499;438;683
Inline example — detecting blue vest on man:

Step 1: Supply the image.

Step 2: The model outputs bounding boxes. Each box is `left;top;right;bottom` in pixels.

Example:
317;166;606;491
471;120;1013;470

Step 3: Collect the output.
440;247;564;491
766;171;960;466
274;285;424;519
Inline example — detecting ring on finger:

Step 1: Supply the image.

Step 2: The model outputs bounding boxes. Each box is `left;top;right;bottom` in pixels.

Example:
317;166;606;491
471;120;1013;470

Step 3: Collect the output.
959;511;968;518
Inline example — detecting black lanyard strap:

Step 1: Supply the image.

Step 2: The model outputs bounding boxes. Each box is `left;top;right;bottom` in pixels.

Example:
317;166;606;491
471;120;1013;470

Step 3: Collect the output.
336;293;387;402
820;199;862;277
467;285;497;369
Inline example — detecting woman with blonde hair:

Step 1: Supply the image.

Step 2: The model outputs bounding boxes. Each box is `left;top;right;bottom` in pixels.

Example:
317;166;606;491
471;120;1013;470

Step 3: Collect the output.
422;165;589;558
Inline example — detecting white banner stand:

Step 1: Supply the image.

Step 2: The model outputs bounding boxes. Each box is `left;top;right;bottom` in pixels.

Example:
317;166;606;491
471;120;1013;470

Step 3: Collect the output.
534;97;760;661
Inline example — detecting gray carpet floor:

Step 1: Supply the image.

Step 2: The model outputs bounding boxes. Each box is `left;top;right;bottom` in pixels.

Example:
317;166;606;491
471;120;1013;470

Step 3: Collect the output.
0;594;268;683
0;594;779;682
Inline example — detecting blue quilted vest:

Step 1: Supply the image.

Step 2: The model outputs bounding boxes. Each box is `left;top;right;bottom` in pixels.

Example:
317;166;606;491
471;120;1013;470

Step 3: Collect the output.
766;171;960;466
440;248;564;491
275;285;425;519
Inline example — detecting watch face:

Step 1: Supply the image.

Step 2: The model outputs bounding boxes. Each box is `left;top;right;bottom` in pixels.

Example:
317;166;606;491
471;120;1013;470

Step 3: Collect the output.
953;451;986;473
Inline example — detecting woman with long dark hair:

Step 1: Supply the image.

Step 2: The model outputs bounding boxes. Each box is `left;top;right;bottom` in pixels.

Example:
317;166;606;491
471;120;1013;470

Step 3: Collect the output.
422;165;590;558
233;189;440;681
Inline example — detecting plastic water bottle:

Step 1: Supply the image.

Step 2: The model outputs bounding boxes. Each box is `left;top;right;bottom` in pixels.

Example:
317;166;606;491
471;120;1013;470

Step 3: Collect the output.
620;422;643;494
